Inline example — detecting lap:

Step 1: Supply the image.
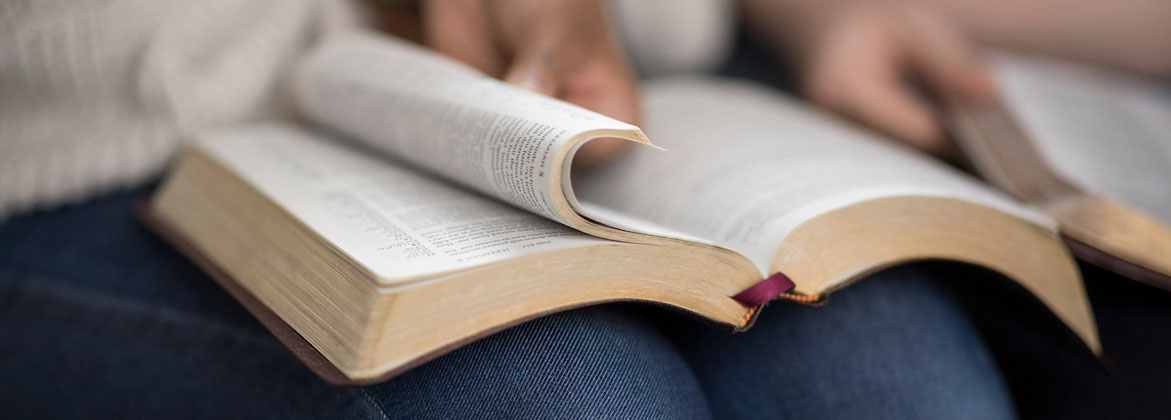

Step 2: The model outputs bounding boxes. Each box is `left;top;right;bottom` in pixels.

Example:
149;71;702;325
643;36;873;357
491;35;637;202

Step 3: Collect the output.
0;187;711;419
952;263;1171;419
1;186;1029;419
665;264;1016;420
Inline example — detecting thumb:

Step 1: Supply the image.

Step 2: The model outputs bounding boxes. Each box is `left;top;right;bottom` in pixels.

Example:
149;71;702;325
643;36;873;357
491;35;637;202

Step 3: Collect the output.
423;0;504;76
901;7;996;102
504;42;562;96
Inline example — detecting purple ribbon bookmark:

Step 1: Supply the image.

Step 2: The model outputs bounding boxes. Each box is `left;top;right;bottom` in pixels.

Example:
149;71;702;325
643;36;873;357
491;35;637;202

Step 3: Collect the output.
732;272;796;307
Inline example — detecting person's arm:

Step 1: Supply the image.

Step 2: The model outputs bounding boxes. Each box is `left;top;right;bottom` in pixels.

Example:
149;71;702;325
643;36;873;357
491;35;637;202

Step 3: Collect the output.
932;0;1171;77
739;0;1171;157
739;0;992;158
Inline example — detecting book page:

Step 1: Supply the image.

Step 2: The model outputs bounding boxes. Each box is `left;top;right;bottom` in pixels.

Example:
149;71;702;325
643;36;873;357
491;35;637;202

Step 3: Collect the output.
293;30;646;225
574;78;1052;272
197;124;608;285
995;54;1171;222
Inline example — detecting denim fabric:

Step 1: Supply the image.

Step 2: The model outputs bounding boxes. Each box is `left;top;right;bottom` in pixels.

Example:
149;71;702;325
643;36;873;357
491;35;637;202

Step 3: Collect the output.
666;265;1016;420
946;263;1171;420
0;187;711;419
363;307;712;419
0;273;385;419
0;186;1021;419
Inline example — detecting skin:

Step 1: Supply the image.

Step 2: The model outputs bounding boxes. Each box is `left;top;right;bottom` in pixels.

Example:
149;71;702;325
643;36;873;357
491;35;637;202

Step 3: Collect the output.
739;0;1171;159
387;0;1169;164
421;0;639;169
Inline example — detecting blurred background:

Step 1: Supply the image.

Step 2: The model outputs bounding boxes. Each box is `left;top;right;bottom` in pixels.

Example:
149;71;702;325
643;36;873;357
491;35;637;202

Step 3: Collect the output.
2;0;1169;418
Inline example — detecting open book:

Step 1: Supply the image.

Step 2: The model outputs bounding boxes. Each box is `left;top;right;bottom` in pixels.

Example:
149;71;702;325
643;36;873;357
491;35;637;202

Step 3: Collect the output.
951;54;1171;288
149;30;1099;385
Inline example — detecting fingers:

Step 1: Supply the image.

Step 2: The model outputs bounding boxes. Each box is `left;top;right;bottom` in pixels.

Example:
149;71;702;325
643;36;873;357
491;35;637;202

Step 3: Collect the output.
422;0;504;76
503;38;562;96
563;58;641;169
424;0;639;168
900;7;996;102
804;13;948;153
500;0;597;96
561;50;641;119
501;0;640;125
833;75;946;153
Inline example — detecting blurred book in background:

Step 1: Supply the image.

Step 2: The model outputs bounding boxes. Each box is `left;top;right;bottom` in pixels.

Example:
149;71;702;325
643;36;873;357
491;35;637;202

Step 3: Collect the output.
952;53;1171;289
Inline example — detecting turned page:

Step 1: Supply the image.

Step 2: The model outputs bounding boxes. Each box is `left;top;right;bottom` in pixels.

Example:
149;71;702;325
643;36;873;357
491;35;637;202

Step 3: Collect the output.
574;78;1053;272
294;30;647;225
197;124;608;285
995;54;1171;222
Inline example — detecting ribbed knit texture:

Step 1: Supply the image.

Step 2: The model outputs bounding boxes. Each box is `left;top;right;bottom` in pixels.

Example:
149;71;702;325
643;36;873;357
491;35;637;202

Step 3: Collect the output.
0;0;357;220
0;0;728;221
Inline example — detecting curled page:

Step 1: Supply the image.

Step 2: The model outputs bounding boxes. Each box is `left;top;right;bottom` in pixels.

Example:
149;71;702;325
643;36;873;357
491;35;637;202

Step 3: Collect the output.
294;30;647;226
196;124;608;284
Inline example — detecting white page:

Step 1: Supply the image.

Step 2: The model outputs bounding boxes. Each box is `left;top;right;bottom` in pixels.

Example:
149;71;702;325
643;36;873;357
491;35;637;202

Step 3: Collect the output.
995;54;1171;222
198;124;607;285
575;78;1052;272
294;30;644;224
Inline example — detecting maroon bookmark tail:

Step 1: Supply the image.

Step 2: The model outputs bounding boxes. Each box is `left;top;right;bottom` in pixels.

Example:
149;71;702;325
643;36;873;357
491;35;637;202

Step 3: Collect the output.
732;272;796;307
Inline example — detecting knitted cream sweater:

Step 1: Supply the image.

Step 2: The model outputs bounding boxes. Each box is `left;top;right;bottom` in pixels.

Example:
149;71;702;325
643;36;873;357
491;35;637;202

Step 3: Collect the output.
0;0;731;221
0;0;356;219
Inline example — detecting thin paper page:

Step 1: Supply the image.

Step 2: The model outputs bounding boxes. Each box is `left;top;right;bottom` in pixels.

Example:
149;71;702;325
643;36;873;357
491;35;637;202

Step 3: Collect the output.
575;78;1052;273
294;30;642;224
995;54;1171;222
198;124;606;285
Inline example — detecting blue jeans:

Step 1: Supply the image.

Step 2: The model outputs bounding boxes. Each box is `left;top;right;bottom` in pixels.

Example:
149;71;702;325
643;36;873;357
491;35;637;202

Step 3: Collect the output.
0;186;1014;419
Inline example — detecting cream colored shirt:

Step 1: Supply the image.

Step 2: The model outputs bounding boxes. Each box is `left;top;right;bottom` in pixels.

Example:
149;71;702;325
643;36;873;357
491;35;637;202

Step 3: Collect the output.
0;0;730;220
0;0;356;219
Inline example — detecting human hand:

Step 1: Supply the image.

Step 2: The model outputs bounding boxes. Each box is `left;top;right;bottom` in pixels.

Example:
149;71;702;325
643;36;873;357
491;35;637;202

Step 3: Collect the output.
423;0;639;168
747;2;996;158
